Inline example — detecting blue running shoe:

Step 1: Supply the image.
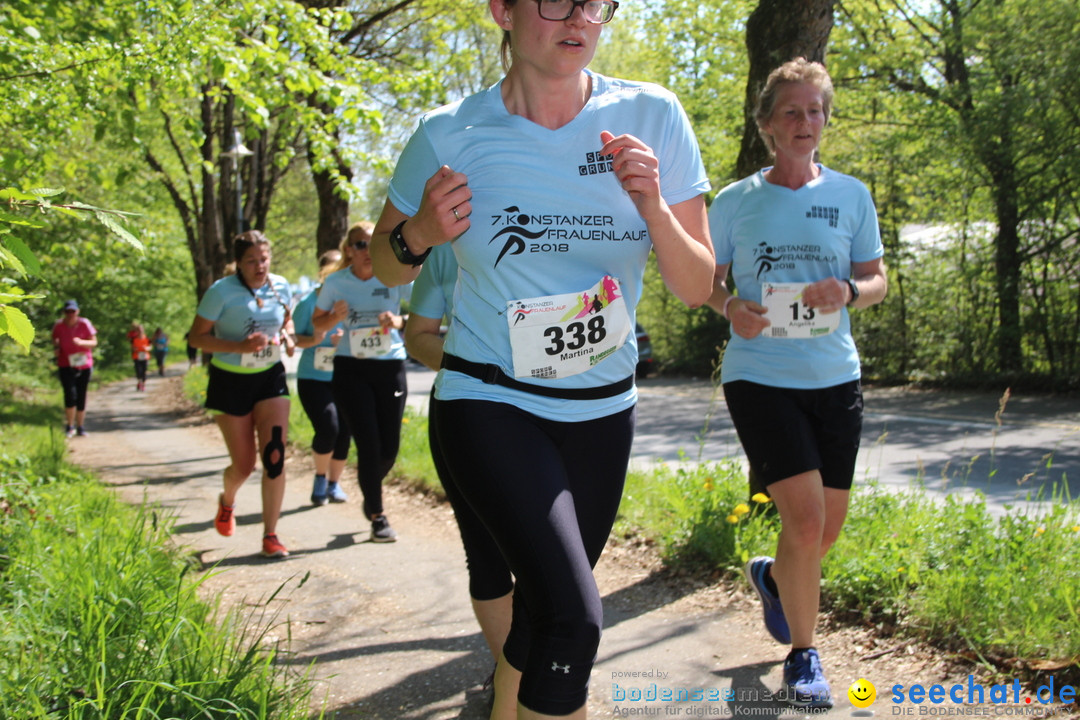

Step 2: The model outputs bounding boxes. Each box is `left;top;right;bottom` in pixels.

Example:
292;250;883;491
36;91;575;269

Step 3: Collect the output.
311;475;329;506
782;648;832;708
744;556;790;644
327;481;348;503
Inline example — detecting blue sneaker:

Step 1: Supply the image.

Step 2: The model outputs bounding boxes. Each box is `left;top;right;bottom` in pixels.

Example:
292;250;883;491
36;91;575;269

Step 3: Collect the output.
782;648;832;708
744;556;790;644
311;475;329;506
327;481;348;503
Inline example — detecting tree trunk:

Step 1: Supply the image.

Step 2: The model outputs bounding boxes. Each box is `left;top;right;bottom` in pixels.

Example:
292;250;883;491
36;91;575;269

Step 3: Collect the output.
736;0;835;180
310;145;353;256
992;175;1023;373
198;85;229;301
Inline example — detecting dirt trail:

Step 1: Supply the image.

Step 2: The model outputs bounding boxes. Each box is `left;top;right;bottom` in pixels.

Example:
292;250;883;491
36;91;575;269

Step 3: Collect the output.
67;367;970;719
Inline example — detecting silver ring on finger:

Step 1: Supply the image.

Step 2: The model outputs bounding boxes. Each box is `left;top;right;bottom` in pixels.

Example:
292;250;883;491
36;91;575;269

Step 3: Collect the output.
452;206;461;221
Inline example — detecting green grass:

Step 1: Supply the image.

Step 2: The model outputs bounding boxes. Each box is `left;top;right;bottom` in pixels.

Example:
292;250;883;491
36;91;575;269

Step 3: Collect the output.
614;455;778;569
0;383;321;719
828;483;1080;663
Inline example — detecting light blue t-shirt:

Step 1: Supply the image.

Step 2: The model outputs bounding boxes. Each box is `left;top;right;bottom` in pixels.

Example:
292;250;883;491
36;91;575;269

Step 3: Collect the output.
315;267;411;361
410;244;458;321
388;71;710;422
709;166;884;389
196;273;293;372
293;286;344;382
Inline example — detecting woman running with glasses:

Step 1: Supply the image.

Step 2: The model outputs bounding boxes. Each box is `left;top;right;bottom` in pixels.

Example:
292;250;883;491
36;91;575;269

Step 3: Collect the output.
312;222;411;543
370;0;714;716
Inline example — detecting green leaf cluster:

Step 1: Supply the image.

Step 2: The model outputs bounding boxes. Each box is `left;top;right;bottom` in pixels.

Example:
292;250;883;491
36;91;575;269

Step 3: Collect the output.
0;187;143;354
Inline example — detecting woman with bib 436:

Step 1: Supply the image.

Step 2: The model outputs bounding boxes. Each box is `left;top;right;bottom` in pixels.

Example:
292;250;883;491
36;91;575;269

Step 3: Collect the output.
187;230;295;559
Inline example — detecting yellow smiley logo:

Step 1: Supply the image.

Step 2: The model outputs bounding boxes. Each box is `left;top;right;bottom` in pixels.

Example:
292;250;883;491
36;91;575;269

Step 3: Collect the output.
848;678;876;708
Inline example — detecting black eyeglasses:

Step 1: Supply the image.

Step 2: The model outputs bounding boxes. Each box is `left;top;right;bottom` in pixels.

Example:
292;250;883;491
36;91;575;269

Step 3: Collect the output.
353;241;369;250
534;0;619;24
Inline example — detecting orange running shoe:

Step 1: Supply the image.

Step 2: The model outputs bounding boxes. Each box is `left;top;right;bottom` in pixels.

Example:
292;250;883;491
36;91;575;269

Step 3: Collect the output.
261;534;289;559
215;494;235;537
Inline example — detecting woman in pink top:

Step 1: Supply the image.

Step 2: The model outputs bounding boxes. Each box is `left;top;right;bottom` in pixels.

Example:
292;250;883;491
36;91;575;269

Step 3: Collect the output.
51;299;98;437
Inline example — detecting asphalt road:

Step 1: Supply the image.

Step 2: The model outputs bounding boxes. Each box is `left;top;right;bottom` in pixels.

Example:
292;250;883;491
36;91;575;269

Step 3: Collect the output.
405;365;1080;515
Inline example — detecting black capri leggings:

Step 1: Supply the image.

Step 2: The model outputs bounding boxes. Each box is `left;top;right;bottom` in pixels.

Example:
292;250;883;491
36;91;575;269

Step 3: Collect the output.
429;394;513;601
331;356;407;518
297;378;351;460
133;359;148;383
58;367;92;410
432;398;635;716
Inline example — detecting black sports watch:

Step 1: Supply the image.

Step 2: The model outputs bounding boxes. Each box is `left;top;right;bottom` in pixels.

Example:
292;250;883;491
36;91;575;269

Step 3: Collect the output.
846;278;860;306
389;220;431;267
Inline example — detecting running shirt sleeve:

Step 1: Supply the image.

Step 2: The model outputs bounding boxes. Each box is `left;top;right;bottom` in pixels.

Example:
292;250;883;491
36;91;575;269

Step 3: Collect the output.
387;119;438;217
850;182;884;263
196;281;227;322
293;290;317;336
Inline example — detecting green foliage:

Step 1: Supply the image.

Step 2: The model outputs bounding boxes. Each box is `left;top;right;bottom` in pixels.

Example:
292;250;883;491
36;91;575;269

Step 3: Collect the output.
615;456;779;568
613;452;1080;665
827;483;1080;662
0;187;143;358
0;434;319;720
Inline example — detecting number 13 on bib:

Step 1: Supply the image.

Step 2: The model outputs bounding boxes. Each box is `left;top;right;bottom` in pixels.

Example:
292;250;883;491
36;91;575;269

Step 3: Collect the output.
761;282;840;339
507;275;631;380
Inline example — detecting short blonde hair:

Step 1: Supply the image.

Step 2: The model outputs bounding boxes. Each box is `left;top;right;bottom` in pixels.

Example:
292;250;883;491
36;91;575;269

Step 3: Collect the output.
754;57;834;154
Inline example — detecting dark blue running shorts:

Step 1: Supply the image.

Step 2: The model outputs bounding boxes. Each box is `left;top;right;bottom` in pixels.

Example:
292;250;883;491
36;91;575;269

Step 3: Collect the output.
723;379;862;490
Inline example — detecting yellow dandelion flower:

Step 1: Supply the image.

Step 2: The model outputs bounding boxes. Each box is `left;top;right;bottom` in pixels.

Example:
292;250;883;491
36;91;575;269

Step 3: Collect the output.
401;417;411;424
726;514;739;524
703;480;714;491
1071;525;1080;533
733;503;750;516
897;567;905;573
751;492;772;504
1034;526;1045;536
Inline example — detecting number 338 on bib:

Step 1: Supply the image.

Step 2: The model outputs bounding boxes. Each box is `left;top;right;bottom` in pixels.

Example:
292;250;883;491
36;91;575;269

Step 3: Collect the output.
507;275;631;380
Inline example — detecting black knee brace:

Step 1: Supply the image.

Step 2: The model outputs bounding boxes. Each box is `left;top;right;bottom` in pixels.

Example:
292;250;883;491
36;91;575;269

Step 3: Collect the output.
263;425;285;478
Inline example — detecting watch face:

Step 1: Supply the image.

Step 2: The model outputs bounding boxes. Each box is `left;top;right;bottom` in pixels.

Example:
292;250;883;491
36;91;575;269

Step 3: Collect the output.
391;221;428;266
391;223;411;263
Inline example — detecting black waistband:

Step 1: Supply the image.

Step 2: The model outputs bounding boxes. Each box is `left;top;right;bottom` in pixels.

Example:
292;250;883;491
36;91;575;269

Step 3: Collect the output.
441;353;634;400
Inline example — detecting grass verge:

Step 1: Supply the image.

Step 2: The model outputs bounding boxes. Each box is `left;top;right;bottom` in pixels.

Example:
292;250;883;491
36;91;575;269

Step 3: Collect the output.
0;383;320;719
